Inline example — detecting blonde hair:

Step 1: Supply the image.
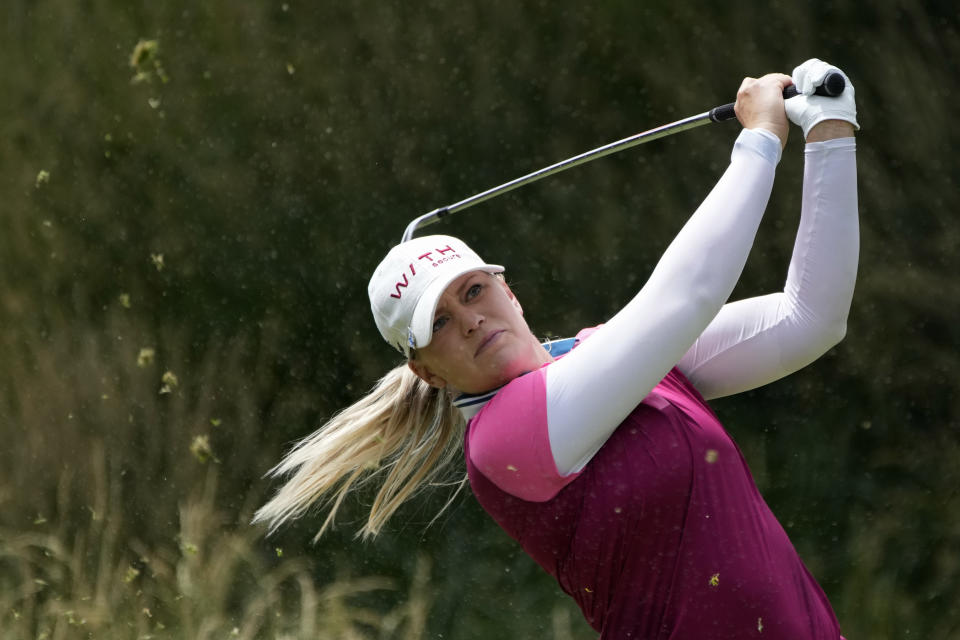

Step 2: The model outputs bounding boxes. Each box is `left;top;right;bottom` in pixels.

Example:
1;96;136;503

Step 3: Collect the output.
253;362;466;541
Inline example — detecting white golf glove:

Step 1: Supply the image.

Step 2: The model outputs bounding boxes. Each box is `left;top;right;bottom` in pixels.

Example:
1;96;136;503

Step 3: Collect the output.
785;58;860;138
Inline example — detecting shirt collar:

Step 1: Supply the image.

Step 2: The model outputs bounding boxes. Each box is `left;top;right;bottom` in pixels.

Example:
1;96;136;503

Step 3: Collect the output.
452;337;578;421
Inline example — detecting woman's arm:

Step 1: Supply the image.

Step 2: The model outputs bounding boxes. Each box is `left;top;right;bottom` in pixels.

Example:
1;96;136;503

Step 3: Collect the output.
541;70;796;477
677;128;857;399
544;126;782;474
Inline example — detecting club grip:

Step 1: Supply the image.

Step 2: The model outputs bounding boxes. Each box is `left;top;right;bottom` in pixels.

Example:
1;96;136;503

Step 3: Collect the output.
708;71;846;123
709;103;738;122
782;71;846;99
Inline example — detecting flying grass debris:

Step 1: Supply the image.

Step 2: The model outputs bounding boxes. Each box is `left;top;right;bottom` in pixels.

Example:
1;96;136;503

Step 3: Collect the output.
129;39;169;85
159;370;178;393
190;435;219;464
137;348;155;367
129;39;158;68
35;170;50;188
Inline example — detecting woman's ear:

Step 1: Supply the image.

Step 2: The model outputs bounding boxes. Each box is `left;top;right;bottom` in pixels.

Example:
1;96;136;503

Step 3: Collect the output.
407;359;447;389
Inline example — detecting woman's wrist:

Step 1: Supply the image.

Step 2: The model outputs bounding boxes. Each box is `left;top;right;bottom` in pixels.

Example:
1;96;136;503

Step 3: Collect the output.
806;119;855;142
737;128;783;166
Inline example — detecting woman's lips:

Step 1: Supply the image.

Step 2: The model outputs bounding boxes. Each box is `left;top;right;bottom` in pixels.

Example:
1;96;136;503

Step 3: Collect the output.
475;330;504;357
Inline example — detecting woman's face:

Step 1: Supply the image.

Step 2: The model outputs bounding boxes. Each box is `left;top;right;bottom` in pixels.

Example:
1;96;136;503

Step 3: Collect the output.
408;271;552;394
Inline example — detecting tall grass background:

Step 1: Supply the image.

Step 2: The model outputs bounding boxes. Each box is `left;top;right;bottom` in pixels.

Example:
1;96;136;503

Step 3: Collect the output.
0;307;435;639
1;0;959;637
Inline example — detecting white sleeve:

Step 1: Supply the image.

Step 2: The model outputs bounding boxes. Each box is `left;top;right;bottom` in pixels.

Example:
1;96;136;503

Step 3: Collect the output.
545;128;782;475
677;137;858;399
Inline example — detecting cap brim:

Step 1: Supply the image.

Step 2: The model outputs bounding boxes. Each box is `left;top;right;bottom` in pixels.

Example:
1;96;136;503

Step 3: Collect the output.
408;264;505;351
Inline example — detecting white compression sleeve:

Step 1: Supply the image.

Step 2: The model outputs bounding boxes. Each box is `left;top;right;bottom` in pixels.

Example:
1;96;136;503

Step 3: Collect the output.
677;137;858;400
545;128;782;475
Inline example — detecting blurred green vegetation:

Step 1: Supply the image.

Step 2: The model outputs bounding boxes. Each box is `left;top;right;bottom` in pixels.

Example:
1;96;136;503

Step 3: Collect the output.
0;0;957;637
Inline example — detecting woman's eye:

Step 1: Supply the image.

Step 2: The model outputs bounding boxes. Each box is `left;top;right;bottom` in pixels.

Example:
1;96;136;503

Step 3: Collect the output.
466;283;482;300
432;316;448;333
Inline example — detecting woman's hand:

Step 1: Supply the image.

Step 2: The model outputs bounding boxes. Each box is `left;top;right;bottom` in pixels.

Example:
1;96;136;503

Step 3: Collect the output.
733;73;793;149
785;58;859;141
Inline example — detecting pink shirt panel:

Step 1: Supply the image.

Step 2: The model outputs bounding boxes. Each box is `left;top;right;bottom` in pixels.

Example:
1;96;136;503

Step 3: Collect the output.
466;327;600;502
467;367;578;502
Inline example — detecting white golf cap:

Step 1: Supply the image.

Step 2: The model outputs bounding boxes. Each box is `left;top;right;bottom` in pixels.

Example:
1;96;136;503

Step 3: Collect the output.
368;235;504;356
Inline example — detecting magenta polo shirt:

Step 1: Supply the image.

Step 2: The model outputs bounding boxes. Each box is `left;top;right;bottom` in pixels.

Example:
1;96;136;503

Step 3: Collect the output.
463;342;842;638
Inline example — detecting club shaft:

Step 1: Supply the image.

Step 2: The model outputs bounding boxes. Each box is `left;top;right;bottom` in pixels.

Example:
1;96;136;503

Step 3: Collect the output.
400;71;845;242
401;110;713;242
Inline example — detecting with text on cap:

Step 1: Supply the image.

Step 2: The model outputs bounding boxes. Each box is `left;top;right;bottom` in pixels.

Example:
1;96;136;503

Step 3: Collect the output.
368;235;504;356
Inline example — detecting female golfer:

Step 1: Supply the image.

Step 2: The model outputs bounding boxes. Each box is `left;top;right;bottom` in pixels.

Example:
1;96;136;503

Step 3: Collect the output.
256;59;858;639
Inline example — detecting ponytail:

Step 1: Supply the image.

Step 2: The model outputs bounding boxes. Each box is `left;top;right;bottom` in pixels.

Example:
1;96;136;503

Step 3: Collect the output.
253;362;465;540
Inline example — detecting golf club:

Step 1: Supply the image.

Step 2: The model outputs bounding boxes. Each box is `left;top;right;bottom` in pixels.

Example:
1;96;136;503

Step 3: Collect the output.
400;72;845;242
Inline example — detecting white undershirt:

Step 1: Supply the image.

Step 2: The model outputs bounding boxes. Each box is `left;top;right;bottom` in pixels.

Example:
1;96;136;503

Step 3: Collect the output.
545;130;858;475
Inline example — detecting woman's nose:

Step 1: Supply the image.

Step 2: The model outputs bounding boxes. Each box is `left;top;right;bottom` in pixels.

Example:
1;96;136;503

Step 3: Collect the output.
459;309;484;334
